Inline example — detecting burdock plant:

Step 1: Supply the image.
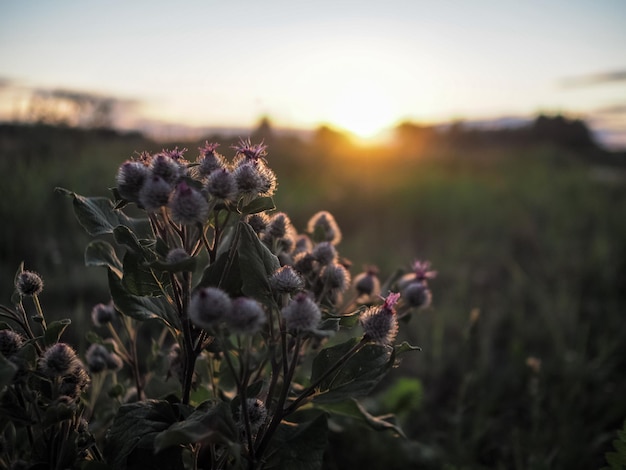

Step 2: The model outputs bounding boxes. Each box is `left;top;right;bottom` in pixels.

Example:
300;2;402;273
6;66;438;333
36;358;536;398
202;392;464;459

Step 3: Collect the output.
0;139;435;470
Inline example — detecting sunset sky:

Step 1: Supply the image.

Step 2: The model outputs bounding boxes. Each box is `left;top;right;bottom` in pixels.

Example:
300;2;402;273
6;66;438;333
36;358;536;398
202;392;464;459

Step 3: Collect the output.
1;0;625;146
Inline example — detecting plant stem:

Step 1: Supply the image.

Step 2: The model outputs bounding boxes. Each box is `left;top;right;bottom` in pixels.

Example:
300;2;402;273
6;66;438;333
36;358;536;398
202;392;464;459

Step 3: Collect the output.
282;337;368;416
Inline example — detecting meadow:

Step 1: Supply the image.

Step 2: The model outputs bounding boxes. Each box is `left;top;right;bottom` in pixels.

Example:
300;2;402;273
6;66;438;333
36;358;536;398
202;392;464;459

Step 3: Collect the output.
1;122;625;469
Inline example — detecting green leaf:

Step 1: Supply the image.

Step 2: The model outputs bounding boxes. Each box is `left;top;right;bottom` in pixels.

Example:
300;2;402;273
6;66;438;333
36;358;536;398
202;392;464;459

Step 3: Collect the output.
0;354;18;392
154;401;238;453
43;319;72;347
268;412;328;470
240;196;275;215
197;250;243;297
56;188;150;237
113;225;155;259
84;240;123;277
104;400;183;470
237;222;280;305
318;399;406;437
311;338;393;404
108;270;180;329
122;252;168;297
380;377;424;414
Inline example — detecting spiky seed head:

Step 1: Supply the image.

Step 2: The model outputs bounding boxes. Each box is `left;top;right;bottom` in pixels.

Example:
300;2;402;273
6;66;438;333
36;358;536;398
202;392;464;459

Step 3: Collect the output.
270;266;304;295
293;252;317;277
312;242;337;266
150;152;183;185
207;168;237;201
294;234;313;255
247;213;271;234
233;162;264;199
16;270;44;297
169;181;209;225
239;398;267;435
166;247;191;264
359;293;400;345
402;281;432;309
116;161;149;203
85;344;108;373
198;142;226;176
40;343;80;377
353;267;381;297
189;287;232;329
0;329;24;358
256;162;277;197
320;263;351;292
227;297;266;334
91;302;116;327
139;175;172;212
281;292;321;333
265;212;296;240
307;211;342;245
232;138;267;164
58;363;90;399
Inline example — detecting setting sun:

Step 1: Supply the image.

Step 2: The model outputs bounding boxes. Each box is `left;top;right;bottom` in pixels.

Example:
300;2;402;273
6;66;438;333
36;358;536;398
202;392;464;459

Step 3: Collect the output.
328;80;398;140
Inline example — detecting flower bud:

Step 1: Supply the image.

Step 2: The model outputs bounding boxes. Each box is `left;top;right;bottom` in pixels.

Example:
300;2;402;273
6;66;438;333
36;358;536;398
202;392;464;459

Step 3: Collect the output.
233;162;264;199
311;242;337;266
85;343;122;373
320;263;350;292
91;302;116;327
227;297;266;334
247;213;270;234
206;168;237;201
16;270;44;297
239;398;267;435
281;293;321;332
294;235;313;255
266;212;295;240
150;153;183;185
166;248;191;264
270;266;304;295
307;211;342;245
169;181;209;225
139;175;172;212
58;363;90;399
116;161;149;203
0;329;24;358
293;252;317;277
40;343;81;377
198;142;226;176
360;293;400;345
353;267;381;297
402;281;432;309
189;287;232;329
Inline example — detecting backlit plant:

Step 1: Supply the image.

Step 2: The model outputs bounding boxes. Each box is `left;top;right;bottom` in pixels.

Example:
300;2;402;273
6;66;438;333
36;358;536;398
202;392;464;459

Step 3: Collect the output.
0;140;434;469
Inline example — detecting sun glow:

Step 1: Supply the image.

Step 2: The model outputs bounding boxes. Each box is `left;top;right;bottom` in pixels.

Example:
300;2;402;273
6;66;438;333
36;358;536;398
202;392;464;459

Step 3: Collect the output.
328;80;398;140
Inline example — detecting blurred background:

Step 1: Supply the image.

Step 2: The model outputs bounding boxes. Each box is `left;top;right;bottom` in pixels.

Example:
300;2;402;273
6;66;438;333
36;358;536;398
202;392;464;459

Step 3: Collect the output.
1;1;626;468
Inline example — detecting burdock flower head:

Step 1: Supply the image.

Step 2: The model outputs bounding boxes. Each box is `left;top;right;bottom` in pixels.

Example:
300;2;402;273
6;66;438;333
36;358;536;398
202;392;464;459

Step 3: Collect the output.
91;302;116;327
360;292;400;346
281;292;321;333
270;265;305;295
0;329;24;358
189;287;233;329
227;297;267;334
353;266;381;298
139;175;172;212
40;343;82;377
168;180;209;225
398;260;437;291
232;138;268;164
16;270;44;297
198;142;226;176
150;149;185;185
116;160;149;203
206;168;237;201
307;211;342;245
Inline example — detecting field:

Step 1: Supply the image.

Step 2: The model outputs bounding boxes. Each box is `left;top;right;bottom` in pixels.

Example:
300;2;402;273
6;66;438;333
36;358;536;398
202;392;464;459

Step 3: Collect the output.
1;123;626;469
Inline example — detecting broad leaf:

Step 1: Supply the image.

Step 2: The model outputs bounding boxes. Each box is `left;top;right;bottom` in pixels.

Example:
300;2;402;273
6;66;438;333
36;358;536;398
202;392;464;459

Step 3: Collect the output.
56;188;150;237
121;252;168;297
267;411;328;470
311;338;393;403
240;196;275;215
318;399;406;437
197;250;243;297
237;222;280;305
43;319;72;347
0;354;18;392
108;270;180;329
154;401;238;453
84;240;123;278
104;400;183;470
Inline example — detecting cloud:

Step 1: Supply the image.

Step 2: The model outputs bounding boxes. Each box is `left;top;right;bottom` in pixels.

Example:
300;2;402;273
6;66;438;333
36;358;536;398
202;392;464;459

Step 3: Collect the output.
560;70;626;88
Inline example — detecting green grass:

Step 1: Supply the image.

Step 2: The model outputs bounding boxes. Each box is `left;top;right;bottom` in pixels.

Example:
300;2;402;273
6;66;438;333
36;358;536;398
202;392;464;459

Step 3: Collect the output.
1;124;625;469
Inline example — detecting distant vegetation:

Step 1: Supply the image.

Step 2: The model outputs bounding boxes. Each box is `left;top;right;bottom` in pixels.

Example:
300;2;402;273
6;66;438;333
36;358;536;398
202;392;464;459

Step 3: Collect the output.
1;117;625;468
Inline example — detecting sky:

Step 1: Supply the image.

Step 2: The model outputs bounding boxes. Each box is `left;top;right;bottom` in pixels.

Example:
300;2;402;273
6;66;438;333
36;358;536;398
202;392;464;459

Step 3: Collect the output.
1;0;625;146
